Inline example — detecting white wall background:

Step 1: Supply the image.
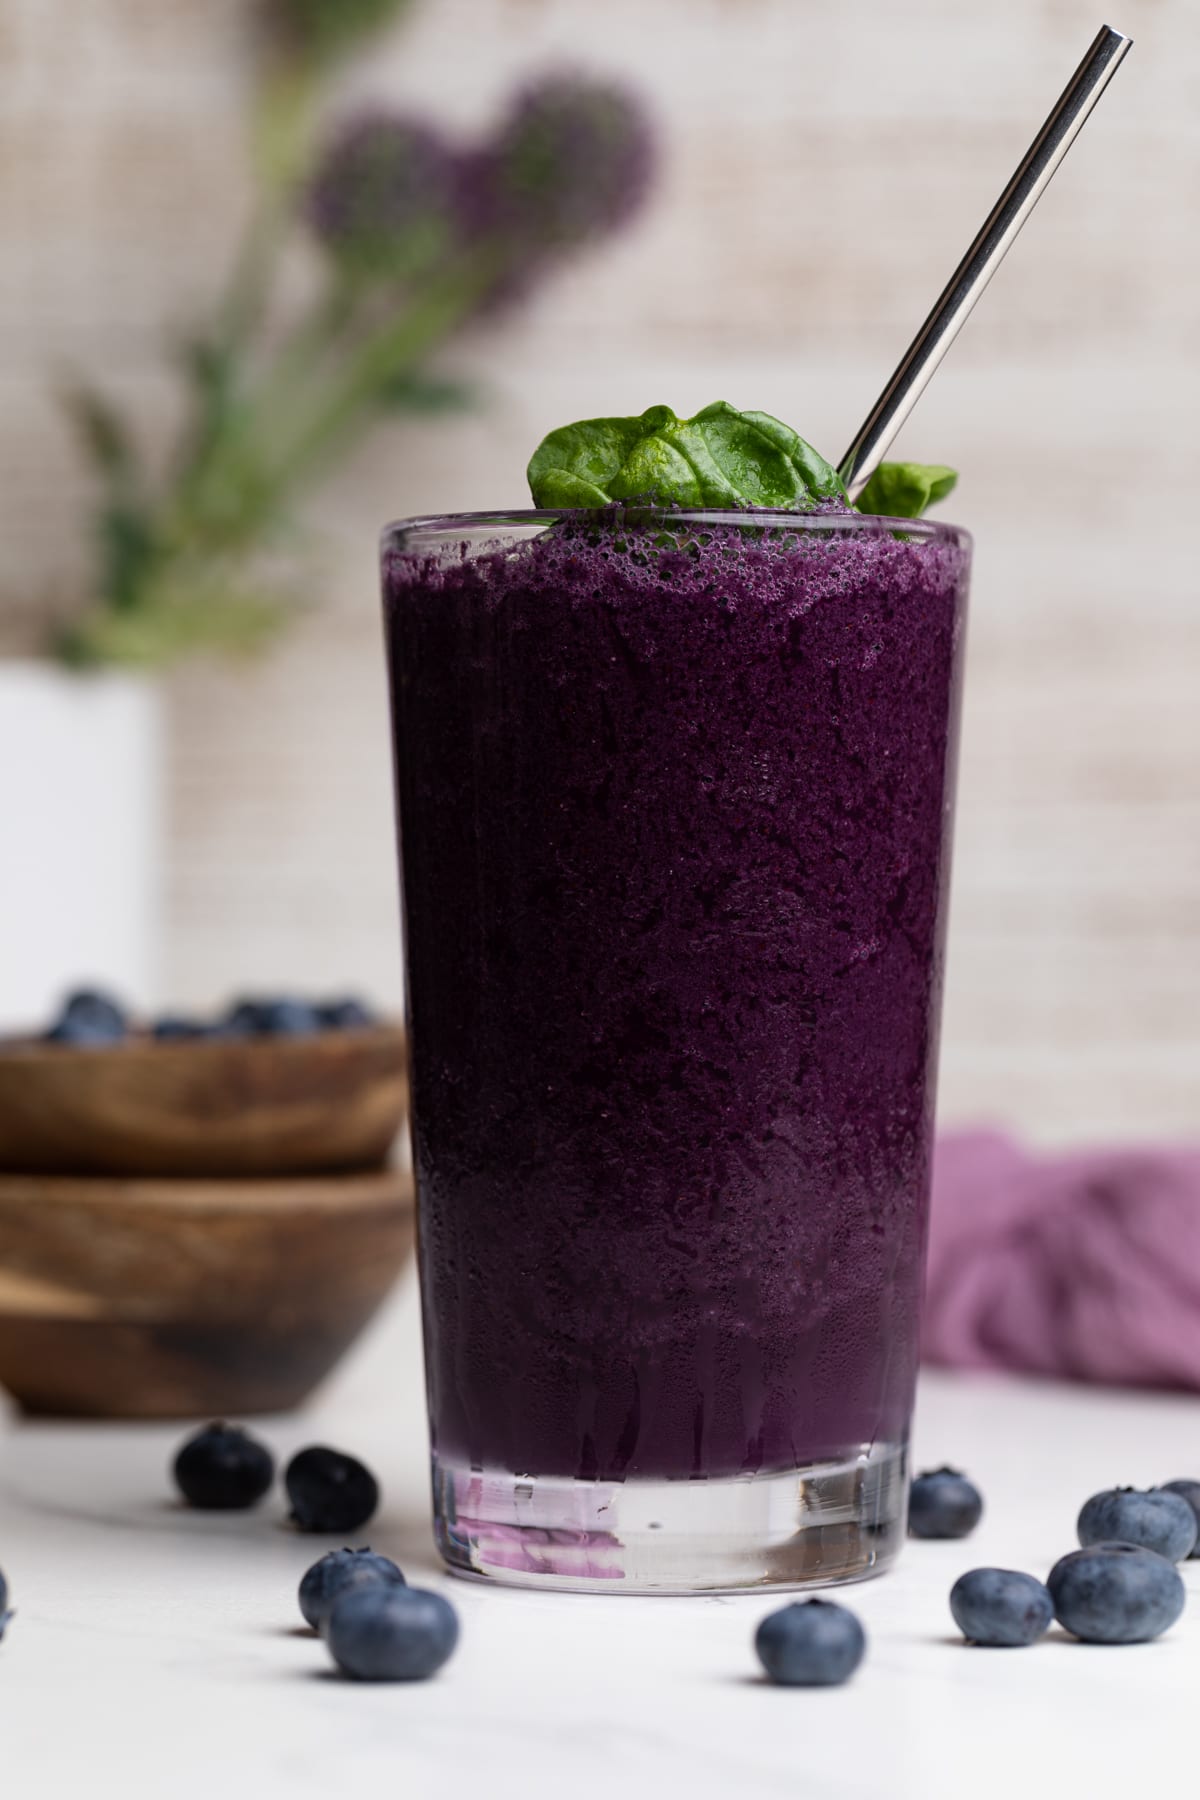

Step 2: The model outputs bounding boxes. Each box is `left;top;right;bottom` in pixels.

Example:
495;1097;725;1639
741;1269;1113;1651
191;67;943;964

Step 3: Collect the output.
1;0;1197;1142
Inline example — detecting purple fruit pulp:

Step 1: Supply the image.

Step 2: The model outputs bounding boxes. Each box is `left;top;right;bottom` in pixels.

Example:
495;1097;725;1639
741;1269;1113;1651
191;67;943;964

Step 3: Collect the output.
383;510;970;1483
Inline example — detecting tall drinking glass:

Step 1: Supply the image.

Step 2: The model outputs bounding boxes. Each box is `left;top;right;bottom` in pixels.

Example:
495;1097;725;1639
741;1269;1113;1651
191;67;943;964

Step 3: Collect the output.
382;506;970;1593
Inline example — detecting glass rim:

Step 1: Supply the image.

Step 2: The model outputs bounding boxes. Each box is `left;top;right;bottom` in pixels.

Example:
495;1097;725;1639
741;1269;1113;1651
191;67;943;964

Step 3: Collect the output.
381;506;971;552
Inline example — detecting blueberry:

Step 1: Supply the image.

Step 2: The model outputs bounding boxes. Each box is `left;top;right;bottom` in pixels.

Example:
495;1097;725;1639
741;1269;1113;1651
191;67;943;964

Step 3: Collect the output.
299;1548;405;1632
173;1423;276;1510
908;1467;984;1540
1048;1543;1185;1644
153;1017;213;1041
754;1599;866;1687
222;1000;318;1044
46;988;127;1046
949;1568;1054;1647
1160;1480;1200;1557
1076;1487;1197;1562
0;1567;10;1640
220;1001;260;1038
224;997;321;1037
286;1446;379;1533
260;999;321;1035
326;1584;459;1682
317;997;377;1031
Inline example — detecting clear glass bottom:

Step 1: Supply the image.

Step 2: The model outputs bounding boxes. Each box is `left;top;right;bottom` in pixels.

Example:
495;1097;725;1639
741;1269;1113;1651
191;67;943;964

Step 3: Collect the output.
432;1441;908;1595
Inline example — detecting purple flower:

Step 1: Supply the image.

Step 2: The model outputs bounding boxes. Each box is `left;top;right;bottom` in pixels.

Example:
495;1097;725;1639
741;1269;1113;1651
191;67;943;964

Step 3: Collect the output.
307;113;462;280
306;76;657;313
479;75;655;259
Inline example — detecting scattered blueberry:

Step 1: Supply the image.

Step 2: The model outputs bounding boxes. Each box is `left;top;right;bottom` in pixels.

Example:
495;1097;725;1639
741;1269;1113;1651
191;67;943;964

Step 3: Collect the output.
173;1423;276;1511
1160;1480;1200;1557
949;1568;1054;1648
1048;1543;1185;1644
299;1548;405;1632
224;997;322;1037
153;1017;214;1041
908;1467;984;1540
286;1446;379;1534
1076;1487;1197;1562
754;1599;866;1687
0;1567;10;1640
317;997;377;1031
46;988;127;1046
326;1584;459;1682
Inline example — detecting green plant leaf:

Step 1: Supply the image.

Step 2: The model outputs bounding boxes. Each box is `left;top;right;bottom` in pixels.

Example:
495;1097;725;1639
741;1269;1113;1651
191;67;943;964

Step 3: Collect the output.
264;0;413;64
172;335;243;483
56;575;292;671
60;382;141;483
855;462;958;520
527;402;846;511
98;503;161;612
177;336;240;434
376;370;474;412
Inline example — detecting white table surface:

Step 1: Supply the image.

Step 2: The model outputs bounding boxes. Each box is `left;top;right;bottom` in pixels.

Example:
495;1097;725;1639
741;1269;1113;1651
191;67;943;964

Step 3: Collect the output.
2;1267;1198;1799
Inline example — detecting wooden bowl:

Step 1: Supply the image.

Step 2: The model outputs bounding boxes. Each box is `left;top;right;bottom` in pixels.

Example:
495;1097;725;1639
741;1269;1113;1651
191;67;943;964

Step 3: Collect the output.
0;1027;408;1178
0;1166;415;1417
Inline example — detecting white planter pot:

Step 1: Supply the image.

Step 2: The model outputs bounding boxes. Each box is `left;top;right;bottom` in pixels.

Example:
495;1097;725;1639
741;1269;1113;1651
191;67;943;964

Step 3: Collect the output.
0;663;163;1033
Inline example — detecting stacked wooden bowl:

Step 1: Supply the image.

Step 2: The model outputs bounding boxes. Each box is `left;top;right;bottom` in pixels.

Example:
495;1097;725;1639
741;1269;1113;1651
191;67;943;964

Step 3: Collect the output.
0;1028;414;1418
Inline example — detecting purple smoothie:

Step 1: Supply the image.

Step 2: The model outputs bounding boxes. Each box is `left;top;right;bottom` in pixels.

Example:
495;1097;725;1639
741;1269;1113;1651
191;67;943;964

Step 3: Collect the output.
383;507;969;1485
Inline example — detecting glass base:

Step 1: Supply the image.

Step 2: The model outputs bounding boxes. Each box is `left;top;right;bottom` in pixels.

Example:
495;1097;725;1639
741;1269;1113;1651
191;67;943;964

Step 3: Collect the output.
432;1442;907;1595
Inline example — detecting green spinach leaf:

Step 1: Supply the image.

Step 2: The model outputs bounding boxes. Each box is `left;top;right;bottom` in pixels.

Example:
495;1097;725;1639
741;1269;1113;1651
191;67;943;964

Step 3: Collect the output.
855;461;957;520
527;401;846;511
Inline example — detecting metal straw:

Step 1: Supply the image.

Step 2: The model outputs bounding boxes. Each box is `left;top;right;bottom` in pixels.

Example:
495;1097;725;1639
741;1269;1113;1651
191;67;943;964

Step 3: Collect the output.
838;24;1132;498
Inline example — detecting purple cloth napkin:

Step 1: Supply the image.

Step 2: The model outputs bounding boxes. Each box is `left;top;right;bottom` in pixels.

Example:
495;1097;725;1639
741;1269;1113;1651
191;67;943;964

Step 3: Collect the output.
924;1131;1200;1389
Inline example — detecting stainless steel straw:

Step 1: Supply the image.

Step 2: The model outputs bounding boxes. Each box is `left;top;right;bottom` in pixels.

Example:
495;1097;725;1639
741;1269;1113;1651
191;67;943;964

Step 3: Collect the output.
838;24;1132;498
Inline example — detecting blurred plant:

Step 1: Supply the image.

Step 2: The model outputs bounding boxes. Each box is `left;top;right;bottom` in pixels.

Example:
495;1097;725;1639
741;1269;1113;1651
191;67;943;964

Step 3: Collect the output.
266;0;415;67
55;3;655;669
486;79;656;257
